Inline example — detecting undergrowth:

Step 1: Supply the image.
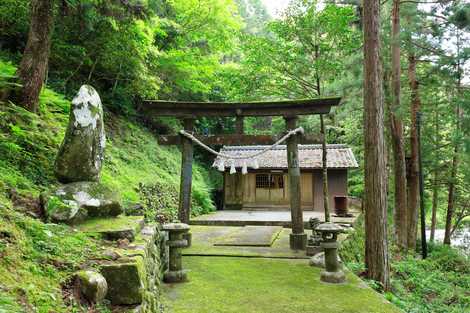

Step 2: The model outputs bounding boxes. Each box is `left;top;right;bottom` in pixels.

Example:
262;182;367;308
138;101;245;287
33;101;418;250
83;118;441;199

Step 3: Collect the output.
0;198;101;312
340;217;470;313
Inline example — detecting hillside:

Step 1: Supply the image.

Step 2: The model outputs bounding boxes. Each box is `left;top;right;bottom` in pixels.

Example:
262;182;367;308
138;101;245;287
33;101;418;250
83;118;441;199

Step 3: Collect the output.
0;59;215;312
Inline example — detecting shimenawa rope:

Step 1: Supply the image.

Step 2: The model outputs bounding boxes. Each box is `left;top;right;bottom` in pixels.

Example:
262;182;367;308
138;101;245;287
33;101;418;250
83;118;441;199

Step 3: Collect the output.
178;127;304;174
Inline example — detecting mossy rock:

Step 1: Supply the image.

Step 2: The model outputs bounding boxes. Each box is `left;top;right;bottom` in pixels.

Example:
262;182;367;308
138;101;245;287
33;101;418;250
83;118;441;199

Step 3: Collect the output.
75;270;108;303
78;215;144;241
100;257;146;305
54;85;106;183
43;181;122;224
43;195;88;224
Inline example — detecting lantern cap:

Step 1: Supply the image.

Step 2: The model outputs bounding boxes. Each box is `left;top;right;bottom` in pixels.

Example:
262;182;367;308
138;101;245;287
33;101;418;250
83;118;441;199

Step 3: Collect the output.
316;222;343;233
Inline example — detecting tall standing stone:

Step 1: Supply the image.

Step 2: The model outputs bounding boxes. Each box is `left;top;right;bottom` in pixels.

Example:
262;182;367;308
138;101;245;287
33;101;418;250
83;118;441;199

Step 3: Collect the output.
55;85;106;183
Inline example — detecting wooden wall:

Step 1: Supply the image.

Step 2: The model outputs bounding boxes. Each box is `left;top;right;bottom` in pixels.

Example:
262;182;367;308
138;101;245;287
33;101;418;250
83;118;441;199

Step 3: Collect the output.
224;169;348;211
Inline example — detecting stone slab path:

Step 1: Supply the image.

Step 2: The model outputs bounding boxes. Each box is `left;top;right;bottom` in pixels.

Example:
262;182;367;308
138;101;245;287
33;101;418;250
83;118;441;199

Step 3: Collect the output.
190;210;360;228
185;225;310;259
213;225;283;247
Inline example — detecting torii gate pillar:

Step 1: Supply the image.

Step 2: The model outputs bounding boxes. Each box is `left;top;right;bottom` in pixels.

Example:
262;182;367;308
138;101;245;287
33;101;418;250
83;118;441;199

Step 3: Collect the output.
285;116;307;250
178;118;195;223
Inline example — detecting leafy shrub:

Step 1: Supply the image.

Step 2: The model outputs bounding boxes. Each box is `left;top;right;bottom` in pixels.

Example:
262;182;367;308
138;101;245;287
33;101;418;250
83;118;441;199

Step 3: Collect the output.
340;215;470;313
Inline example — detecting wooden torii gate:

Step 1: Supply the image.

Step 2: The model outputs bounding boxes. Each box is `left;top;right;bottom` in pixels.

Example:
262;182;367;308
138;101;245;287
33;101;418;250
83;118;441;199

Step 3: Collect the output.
141;97;341;250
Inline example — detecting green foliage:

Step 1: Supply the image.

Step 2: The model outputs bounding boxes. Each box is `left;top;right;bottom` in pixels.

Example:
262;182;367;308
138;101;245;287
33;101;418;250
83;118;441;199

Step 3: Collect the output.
341;219;470;313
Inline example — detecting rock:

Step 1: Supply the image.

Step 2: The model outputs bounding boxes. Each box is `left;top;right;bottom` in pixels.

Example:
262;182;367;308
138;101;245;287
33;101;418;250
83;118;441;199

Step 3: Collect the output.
55;85;106;183
76;270;108;303
100;258;145;305
309;252;342;268
78;215;144;242
43;182;122;224
126;203;146;216
43;194;87;224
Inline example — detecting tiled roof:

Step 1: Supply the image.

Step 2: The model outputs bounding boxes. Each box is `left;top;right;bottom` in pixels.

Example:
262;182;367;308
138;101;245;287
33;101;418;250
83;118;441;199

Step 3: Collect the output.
213;144;358;169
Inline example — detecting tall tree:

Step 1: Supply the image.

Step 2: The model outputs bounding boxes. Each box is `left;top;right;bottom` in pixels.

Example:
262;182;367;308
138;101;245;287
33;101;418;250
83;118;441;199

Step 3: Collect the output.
17;0;54;112
389;0;408;250
407;50;420;250
444;33;463;245
363;0;390;290
429;102;440;242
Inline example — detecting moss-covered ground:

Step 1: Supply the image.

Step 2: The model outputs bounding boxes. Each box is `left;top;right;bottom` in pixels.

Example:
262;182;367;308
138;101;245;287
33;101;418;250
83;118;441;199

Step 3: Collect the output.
0;197;102;312
162;256;401;313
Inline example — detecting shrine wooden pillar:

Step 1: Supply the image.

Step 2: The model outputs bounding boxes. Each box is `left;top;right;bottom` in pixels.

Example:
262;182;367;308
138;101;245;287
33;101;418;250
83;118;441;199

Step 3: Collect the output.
284;116;307;250
178;118;195;223
235;116;244;134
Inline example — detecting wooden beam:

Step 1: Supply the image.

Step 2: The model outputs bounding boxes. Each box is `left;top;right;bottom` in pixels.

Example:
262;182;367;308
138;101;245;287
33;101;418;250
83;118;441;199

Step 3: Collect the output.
157;133;323;146
141;97;341;117
285;116;307;250
178;118;194;224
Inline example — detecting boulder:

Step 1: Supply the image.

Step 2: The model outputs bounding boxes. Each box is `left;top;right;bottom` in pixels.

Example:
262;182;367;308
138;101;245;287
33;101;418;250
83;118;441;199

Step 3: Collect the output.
55;85;106;183
76;270;108;303
43;182;123;224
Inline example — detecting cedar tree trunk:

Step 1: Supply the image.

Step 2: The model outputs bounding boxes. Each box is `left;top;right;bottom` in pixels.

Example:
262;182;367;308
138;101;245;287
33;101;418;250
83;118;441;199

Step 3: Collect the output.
363;0;390;290
390;0;408;249
407;52;420;250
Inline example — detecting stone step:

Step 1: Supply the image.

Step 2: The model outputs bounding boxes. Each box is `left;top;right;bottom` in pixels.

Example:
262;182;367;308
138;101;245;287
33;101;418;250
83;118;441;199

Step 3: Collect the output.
78;215;145;242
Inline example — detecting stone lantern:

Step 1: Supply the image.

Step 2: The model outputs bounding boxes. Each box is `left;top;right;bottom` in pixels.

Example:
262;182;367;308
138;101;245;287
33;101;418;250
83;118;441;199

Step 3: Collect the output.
316;222;345;283
163;223;190;283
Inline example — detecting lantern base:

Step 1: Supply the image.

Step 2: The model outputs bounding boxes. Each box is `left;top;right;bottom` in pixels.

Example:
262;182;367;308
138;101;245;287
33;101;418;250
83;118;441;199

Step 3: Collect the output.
320;270;346;284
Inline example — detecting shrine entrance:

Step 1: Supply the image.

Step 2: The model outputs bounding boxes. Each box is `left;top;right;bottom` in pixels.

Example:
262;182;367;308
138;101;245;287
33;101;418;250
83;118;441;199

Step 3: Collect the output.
141;97;341;250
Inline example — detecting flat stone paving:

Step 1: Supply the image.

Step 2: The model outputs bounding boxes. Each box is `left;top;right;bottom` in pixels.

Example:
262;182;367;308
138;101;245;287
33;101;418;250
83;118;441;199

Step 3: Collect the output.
185;225;350;259
213;225;283;247
190;210;360;228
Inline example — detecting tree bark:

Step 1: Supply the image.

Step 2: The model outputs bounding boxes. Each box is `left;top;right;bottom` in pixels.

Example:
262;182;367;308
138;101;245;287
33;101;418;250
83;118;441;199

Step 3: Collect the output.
363;0;390;290
444;148;458;245
444;32;463;246
430;107;439;242
390;0;408;250
17;0;54;113
407;52;420;250
430;169;438;242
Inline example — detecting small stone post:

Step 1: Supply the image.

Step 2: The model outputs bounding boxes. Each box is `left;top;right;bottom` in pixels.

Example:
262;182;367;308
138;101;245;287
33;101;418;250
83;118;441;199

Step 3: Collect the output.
163;223;190;283
316;222;345;283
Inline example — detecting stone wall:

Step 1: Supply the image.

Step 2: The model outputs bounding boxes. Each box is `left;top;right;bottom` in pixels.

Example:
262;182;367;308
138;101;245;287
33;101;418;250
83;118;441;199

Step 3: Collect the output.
100;224;167;312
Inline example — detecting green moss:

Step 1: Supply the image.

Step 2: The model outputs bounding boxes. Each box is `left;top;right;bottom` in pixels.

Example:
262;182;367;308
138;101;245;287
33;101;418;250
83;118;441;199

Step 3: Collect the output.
78;215;144;233
162;256;401;313
0;203;100;313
